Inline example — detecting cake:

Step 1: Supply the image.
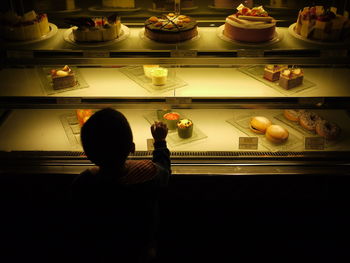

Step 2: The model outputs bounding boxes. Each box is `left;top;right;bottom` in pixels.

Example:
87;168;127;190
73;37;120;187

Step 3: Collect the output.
51;65;76;90
34;0;76;11
66;14;121;42
151;68;168;86
163;112;180;129
143;65;160;78
177;119;193;139
224;4;276;43
263;65;288;81
294;6;350;42
0;10;50;41
157;109;171;120
279;68;304;90
152;0;195;11
76;109;93;127
214;0;253;9
145;13;198;43
102;0;135;8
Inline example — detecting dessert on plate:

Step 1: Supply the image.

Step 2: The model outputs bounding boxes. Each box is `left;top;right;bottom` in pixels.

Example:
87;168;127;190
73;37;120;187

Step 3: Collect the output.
143;65;160;78
294;6;350;42
66;14;121;42
223;4;276;42
144;13;198;43
163;112;180;129
177;119;193;139
76;109;93;127
102;0;135;8
250;116;272;134
152;0;195;11
279;68;304;90
51;65;76;90
265;125;289;144
151;68;168;86
214;0;253;9
263;65;288;81
0;10;50;41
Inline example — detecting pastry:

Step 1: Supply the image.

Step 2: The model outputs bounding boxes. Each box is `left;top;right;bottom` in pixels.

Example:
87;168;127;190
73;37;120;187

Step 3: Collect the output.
177;119;193;139
66;14;121;42
152;0;195;11
102;0;135;8
143;65;159;78
214;0;253;9
294;6;350;42
223;4;276;43
265;125;289;144
250;116;272;134
144;13;198;43
316;120;341;140
283;109;305;122
163;112;180;130
51;65;76;90
263;65;288;81
0;10;50;41
151;68;168;86
299;111;322;132
76;109;93;127
279;68;304;90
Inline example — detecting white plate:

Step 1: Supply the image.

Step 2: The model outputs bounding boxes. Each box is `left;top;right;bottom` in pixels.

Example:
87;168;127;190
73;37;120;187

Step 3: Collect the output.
1;23;58;46
139;28;200;45
216;24;283;47
148;6;198;13
89;6;141;12
63;24;130;47
288;23;350;46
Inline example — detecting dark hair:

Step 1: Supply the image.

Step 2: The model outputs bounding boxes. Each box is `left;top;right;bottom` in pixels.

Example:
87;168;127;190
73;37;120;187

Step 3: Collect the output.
81;108;133;168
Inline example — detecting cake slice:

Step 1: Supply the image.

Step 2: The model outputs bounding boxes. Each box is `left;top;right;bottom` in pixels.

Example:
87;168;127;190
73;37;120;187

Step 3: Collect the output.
263;65;288;81
51;65;76;90
279;68;304;90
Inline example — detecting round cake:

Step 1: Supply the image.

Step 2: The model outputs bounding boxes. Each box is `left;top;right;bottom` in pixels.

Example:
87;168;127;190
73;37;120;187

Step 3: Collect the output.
145;13;198;43
223;4;276;43
152;0;195;11
0;10;50;41
66;14;121;42
214;0;253;9
294;6;350;42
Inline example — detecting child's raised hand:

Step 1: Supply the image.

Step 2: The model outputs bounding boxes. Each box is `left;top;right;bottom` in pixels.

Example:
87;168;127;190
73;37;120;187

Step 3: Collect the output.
151;121;168;142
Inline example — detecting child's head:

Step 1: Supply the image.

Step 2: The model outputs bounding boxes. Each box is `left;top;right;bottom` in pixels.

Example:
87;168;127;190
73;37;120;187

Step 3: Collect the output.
81;108;135;168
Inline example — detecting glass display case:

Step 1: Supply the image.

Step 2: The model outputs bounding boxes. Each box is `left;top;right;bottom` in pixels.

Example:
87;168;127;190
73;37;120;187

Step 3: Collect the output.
1;0;350;176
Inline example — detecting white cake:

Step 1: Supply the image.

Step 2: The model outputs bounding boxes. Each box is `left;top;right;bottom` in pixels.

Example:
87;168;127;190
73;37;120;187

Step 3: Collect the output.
102;0;135;8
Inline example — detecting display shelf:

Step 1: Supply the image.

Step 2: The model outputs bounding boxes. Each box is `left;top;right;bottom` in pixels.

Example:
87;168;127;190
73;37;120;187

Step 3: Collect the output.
1;67;350;99
1;109;350;153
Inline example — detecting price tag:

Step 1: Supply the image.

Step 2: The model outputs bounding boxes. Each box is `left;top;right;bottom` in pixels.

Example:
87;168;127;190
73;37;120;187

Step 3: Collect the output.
171;50;197;57
147;138;155;151
56;98;82;105
321;49;347;58
305;137;325;150
7;50;34;59
83;50;110;58
166;97;192;105
239;137;258;150
237;50;264;57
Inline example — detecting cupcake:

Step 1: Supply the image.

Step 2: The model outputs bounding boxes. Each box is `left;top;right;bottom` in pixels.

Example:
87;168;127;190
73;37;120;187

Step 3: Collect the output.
163;112;180;130
177;119;193;139
151;67;168;86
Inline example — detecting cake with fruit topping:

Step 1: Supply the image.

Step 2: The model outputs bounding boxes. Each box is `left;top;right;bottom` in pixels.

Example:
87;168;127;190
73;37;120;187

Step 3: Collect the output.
177;119;193;139
294;6;350;42
224;4;276;42
102;0;135;8
0;10;50;41
76;109;93;127
51;65;76;90
263;65;288;81
152;0;195;11
66;14;121;42
163;112;180;130
279;68;304;90
144;13;198;43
